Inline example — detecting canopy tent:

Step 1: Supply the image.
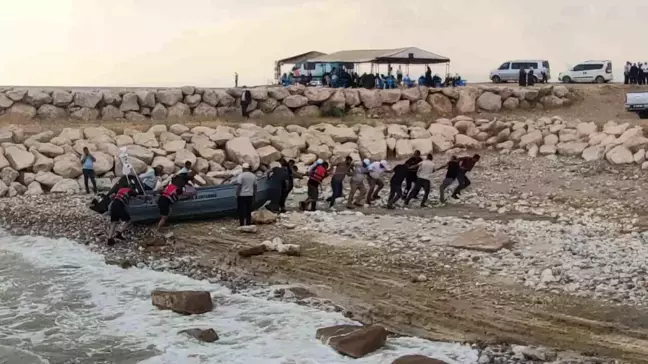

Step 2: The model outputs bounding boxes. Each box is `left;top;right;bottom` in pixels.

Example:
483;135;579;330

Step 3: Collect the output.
274;51;327;82
307;47;450;65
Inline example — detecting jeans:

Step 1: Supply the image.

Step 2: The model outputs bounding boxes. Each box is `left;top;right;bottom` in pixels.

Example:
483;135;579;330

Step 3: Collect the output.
439;177;456;203
453;172;471;196
266;186;283;213
405;178;431;206
301;181;319;211
82;169;97;193
328;179;344;206
237;196;253;226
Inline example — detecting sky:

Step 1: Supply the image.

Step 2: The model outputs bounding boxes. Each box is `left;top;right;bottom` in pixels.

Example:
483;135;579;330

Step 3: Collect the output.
1;0;646;87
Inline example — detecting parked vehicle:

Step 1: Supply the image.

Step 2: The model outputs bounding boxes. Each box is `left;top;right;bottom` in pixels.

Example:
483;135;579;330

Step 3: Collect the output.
490;60;550;83
558;60;613;84
625;91;648;119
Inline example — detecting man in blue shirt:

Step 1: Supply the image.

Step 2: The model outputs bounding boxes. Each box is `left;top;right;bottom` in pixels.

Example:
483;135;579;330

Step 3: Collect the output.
80;147;97;194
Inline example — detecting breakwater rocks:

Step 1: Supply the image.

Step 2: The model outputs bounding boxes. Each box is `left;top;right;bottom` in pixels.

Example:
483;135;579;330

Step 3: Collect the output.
0;84;579;121
0;115;645;197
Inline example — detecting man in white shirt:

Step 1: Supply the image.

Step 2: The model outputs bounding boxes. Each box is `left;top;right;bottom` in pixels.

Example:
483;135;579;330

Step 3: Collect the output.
405;153;436;207
235;163;257;226
366;160;388;205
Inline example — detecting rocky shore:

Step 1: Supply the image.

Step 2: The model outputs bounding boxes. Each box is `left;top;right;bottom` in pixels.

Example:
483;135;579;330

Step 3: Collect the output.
1;110;647;198
0;84;579;122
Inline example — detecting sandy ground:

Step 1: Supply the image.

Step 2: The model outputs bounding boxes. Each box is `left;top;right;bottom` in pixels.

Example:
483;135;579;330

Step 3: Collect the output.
158;151;648;363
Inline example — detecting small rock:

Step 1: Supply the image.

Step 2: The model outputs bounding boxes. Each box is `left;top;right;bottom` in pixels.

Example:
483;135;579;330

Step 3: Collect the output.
179;328;219;343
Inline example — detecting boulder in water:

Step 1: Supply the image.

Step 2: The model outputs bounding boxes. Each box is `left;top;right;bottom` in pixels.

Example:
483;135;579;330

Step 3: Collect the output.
315;324;387;358
179;328;219;343
151;290;214;315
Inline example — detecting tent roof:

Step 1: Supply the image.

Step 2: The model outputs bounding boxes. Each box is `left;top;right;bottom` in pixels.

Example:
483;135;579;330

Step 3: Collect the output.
307;47;450;64
276;51;327;65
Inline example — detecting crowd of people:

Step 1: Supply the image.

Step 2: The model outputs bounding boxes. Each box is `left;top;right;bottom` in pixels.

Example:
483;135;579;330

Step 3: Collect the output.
624;62;648;85
91;150;480;245
517;67;548;87
253;152;480;219
280;65;464;89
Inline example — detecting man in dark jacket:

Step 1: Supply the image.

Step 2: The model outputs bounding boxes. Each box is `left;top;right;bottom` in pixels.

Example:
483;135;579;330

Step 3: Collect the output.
240;88;252;118
518;68;527;86
452;154;480;199
266;159;290;213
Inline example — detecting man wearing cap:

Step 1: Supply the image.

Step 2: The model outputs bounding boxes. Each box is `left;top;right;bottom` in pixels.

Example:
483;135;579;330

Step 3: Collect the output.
235;163;257;226
347;159;369;208
366;160;388;204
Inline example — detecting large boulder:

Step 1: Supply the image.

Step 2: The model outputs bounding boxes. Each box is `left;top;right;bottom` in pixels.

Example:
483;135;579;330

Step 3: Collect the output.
5;89;26;102
379;89;402;104
37;143;65;157
303;88;331;103
316;325;387;359
325;126;357;143
25;181;44;196
71;107;99;121
606;145;634;164
259;98;280;113
476;92;502;112
556;142;588;156
577;122;598;137
114;155;147;176
357;127;387;160
0;167;19;186
282;95;308;109
151;290;213;315
270;130;306;151
454;134;481;149
37;104;68;119
225;137;260;170
35;171;63;188
320;91;346;115
7;103;37;119
174;149;197;167
102;90;122;105
395;139;413;159
193;102;218;119
123;145;154;164
25;90;52;108
152;156;175;174
51;178;81;194
53;157;82;178
74;91;102;108
184;94;202;108
391;100;410;115
455;88;477;113
5;146;35;171
133;132;159;148
119;92;140;112
151;104;168;121
582;145;605;161
101;105;124;120
387;124;409;140
427;94;452;115
257;145;281;165
59;128;84;142
295;105;321;118
167;102;191;120
358;89;382;109
0;93;14;109
268;87;290;100
93;152;114;175
343;89;361;107
135;90;156;108
162;140;186;153
427;123;459;140
156;89;183;106
519;130;544;148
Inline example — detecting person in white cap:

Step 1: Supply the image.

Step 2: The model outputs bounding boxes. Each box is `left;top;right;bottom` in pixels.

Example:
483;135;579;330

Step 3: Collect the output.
307;159;324;174
366;159;389;204
346;158;369;208
235;163;257;226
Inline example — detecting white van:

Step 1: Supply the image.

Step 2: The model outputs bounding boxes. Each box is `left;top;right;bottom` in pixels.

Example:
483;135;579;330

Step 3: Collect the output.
558;60;613;83
489;60;551;83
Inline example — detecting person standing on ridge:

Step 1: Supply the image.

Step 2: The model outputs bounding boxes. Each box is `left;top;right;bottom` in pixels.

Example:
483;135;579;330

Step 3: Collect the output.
452;154;481;199
240;87;252;118
81;147;97;194
235;163;257;226
518;67;527;87
235;72;239;87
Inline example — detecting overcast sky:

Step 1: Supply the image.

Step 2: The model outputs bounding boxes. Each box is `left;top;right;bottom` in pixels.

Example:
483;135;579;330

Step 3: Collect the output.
1;0;645;87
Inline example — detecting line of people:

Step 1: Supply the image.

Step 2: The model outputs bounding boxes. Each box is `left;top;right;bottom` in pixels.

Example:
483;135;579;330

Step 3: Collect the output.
260;152;480;214
624;62;648;85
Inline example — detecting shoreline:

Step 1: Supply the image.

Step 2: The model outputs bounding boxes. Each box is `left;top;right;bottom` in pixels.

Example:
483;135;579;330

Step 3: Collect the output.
0;150;647;363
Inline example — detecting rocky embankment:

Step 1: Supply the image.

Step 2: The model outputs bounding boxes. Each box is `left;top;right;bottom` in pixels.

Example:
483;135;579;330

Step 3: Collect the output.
0;84;579;122
0;111;647;196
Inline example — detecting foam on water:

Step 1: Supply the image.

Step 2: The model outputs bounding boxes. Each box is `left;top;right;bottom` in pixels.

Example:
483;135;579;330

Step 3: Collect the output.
0;231;478;364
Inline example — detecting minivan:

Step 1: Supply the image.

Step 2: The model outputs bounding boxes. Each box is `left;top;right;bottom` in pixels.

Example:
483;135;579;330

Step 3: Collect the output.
489;60;551;83
558;60;613;83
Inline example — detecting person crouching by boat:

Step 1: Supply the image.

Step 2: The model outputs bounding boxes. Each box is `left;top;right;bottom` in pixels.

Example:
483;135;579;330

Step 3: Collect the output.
139;165;164;191
107;181;138;246
236;163;257;226
266;159;290;213
300;161;328;211
155;171;197;231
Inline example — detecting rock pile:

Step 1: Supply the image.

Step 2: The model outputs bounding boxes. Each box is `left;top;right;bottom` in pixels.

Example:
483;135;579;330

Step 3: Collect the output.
1;114;646;197
0;84;578;121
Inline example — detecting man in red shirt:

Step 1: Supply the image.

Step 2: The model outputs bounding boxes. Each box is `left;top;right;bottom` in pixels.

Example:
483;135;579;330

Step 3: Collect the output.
300;161;329;211
452;154;480;199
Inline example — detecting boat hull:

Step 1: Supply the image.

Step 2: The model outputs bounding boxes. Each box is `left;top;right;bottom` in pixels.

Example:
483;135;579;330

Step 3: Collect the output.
123;179;272;224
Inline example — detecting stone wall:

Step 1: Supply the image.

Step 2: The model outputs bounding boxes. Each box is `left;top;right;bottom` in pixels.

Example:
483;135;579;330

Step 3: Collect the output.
0;84;579;122
0;113;645;197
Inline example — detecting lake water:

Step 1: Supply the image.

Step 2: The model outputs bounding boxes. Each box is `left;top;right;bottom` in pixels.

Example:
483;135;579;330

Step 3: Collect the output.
0;230;479;364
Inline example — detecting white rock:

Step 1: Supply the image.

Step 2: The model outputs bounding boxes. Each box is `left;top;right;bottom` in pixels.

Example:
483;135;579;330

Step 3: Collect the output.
4;146;35;171
576;122;597;137
163;140;187;153
32;151;54;173
225;137;260;170
152;156;175;175
556;142;588;156
35;171;63;187
25;181;44;195
51;179;81;194
454;134;481;149
634;149;646;164
37;143;65;158
539;145;556;155
606;145;634;164
581;145;605;161
427;124;459;140
174;149;197;167
519;130;543;148
53;158;82;178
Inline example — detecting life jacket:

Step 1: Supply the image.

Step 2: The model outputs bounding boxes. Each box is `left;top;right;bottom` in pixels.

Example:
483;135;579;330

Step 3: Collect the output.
115;187;133;205
162;183;179;203
309;165;327;184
